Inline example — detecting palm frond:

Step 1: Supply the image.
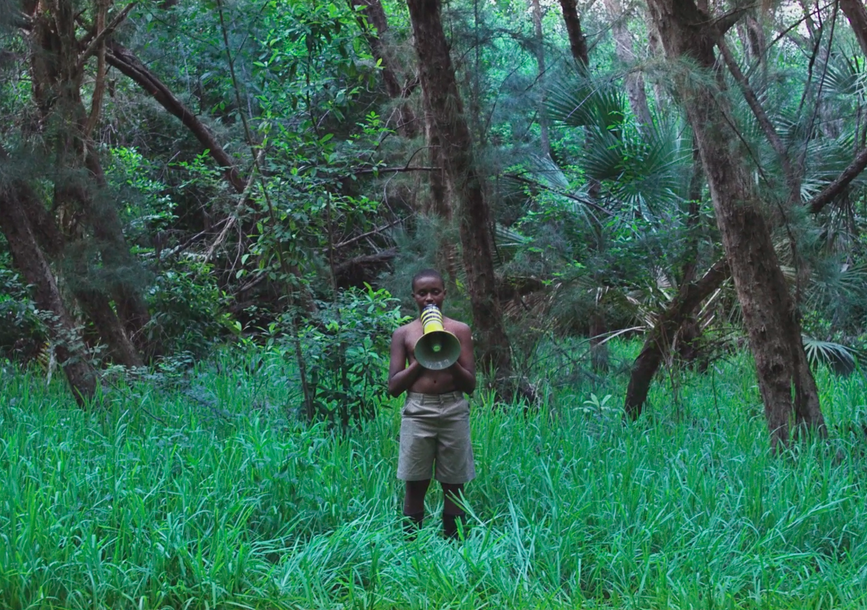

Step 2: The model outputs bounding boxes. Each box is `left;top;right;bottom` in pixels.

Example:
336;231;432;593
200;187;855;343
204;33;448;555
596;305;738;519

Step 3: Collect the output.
547;74;626;133
802;335;861;373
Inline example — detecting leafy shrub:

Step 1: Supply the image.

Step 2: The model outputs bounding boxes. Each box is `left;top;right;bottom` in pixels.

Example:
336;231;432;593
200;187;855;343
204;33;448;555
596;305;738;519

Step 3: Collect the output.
298;284;408;426
144;257;237;359
0;265;45;363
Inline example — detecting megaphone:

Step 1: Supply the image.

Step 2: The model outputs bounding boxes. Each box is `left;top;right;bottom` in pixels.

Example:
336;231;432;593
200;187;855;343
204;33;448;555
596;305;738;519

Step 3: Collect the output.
414;305;461;370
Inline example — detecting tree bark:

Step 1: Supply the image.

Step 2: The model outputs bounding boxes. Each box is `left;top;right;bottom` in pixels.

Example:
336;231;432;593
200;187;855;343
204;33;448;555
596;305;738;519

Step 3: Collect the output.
0;184;98;405
644;0;825;446
406;0;513;387
558;0;590;67
841;0;867;60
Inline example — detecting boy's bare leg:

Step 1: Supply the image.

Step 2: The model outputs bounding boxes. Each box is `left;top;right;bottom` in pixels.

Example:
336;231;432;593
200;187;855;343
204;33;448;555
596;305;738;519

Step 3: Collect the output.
441;482;465;539
403;479;431;535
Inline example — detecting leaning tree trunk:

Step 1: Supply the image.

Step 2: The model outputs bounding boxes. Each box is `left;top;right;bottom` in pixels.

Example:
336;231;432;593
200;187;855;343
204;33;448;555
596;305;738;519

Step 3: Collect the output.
841;0;867;60
18;167;143;367
0;140;143;367
644;0;825;447
0;185;98;405
625;258;728;418
406;0;513;388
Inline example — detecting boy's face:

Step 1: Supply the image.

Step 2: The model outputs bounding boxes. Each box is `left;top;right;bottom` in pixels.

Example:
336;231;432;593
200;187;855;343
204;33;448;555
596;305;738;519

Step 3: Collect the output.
412;276;446;312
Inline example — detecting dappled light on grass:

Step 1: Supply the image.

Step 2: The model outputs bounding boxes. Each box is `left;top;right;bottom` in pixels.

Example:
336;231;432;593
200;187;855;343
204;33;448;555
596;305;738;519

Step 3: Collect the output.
1;350;867;609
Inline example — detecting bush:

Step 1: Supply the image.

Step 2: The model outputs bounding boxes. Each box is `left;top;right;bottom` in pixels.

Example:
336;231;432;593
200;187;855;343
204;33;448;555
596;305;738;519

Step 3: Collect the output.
144;257;236;359
297;284;408;426
0;265;45;363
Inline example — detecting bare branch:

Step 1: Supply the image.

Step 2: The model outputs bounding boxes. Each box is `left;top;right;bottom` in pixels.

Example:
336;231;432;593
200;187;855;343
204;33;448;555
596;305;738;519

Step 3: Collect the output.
712;7;748;38
332;216;406;250
76;1;137;72
807;147;867;213
105;41;247;193
717;38;800;203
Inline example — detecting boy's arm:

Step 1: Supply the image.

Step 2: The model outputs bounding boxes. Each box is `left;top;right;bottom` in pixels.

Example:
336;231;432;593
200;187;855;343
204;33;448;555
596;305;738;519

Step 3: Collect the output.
387;326;423;397
448;323;476;394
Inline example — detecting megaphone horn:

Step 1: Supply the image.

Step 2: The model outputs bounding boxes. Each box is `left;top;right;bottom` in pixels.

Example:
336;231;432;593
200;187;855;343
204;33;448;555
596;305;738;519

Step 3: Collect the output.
414;305;462;370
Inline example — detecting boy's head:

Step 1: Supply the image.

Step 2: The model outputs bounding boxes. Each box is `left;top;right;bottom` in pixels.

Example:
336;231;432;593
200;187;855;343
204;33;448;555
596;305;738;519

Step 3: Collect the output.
411;269;445;312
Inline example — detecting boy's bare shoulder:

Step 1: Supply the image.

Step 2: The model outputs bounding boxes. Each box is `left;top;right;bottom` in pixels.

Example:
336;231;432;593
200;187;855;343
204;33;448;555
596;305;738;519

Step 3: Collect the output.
443;317;471;334
392;319;421;338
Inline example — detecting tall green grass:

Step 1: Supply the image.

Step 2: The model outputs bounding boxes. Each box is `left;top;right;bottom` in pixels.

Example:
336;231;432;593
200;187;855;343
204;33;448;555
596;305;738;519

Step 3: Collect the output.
1;347;866;609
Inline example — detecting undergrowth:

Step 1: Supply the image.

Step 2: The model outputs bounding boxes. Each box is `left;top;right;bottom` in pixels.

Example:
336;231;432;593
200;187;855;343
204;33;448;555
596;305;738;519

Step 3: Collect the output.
1;345;866;609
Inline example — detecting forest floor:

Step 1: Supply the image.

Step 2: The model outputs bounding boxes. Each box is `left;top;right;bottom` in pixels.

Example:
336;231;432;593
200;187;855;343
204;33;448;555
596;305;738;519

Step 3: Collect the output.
1;343;866;610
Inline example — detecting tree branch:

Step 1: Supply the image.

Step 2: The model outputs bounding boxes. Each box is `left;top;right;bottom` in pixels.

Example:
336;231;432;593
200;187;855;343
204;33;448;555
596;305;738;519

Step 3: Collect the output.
105;41;247;194
807;146;867;213
717;38;800;203
76;1;137;72
712;7;748;38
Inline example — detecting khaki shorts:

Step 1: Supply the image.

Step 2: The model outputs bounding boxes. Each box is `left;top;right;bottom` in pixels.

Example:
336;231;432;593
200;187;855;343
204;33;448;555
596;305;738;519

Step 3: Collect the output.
397;391;475;484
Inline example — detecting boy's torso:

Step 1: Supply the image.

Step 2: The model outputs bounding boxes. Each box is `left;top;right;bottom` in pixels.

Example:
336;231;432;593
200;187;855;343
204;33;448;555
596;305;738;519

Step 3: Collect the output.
401;318;462;395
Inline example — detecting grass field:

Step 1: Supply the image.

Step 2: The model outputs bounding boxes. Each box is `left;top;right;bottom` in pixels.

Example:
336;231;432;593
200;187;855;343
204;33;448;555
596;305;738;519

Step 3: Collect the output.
1;345;866;609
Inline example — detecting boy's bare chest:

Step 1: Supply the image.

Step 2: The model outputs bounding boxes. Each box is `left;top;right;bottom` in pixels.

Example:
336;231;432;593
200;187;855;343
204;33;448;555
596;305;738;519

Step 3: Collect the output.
403;321;426;354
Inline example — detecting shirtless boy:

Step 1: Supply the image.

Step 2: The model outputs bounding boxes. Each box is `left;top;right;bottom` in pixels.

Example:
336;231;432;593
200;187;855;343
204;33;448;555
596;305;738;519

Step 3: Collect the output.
388;269;476;539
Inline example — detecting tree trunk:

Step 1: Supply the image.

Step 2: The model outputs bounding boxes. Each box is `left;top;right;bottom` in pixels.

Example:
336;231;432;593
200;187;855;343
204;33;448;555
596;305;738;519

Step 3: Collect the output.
22;171;144;367
0;185;98;405
27;0;151;352
603;0;653;128
558;0;590;67
1;139;143;367
841;0;867;60
530;0;550;156
624;258;728;418
644;0;825;447
406;0;513;388
589;309;609;372
351;0;418;138
624;127;867;417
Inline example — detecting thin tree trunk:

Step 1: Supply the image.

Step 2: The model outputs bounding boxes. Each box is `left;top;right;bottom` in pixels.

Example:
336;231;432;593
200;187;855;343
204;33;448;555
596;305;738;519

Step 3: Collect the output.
644;0;825;447
351;0;418;137
0;186;98;405
406;0;513;388
603;0;652;128
558;0;590;67
530;0;550;156
625;258;728;418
